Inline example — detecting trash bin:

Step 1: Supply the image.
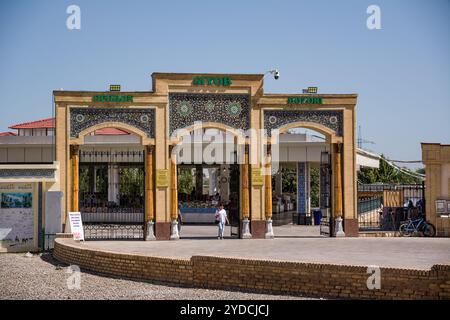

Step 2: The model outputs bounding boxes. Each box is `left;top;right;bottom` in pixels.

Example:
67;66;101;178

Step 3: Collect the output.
313;210;322;225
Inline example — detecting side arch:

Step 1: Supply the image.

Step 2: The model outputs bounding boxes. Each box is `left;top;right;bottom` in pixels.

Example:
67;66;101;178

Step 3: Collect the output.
70;121;154;145
270;121;342;144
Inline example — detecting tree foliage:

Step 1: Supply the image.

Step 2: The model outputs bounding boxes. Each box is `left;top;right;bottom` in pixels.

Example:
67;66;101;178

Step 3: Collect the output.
310;167;320;207
358;156;423;184
178;169;194;194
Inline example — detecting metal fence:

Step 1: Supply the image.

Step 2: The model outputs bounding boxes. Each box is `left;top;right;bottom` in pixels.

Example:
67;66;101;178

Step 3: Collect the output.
358;197;383;230
79;150;145;240
357;182;425;231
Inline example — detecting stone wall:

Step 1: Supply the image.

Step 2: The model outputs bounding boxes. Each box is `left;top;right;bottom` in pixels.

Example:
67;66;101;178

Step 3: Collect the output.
53;238;450;300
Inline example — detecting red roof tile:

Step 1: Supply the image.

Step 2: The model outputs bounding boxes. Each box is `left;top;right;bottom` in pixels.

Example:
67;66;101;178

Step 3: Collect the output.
94;128;130;135
8;117;129;135
0;131;17;136
9;117;55;129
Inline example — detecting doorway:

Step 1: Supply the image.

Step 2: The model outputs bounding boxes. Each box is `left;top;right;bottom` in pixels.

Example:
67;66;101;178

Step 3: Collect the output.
177;163;240;239
271;129;332;238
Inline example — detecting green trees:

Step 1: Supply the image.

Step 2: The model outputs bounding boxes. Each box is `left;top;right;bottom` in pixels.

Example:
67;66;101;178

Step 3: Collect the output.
178;169;194;195
310;167;320;207
358;156;423;184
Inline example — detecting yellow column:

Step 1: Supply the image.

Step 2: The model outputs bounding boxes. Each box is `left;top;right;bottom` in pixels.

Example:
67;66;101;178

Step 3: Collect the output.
333;143;343;218
145;146;154;222
71;145;79;212
170;150;178;221
242;145;250;219
264;151;272;220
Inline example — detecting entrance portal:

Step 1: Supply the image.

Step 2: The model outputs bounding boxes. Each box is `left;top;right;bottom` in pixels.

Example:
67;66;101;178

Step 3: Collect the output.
177;163;240;239
271;129;332;238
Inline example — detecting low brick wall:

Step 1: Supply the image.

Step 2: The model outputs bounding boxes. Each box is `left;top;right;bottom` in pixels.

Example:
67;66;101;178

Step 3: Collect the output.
53;240;192;285
53;239;450;300
192;256;450;299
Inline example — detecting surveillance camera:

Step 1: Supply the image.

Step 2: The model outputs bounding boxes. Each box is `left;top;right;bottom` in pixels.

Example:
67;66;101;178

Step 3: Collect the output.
265;69;280;80
274;70;280;80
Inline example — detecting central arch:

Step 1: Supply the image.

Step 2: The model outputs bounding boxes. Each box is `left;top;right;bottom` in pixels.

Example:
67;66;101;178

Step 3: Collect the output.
168;122;248;239
170;121;247;145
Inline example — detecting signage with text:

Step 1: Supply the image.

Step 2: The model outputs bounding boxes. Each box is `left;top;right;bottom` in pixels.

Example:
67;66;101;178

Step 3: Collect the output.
68;212;84;241
156;169;169;188
251;168;264;186
287;97;323;105
192;77;232;87
92;95;133;103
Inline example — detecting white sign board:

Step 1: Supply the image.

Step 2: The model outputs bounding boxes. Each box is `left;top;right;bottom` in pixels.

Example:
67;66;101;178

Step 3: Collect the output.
68;212;84;241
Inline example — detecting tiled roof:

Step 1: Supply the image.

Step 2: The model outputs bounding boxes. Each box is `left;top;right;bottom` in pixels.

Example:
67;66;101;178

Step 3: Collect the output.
94;128;130;135
8;117;130;135
9;117;55;129
0;131;17;136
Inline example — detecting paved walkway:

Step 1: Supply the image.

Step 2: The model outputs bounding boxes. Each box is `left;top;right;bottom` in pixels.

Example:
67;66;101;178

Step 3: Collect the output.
178;224;323;239
76;226;450;270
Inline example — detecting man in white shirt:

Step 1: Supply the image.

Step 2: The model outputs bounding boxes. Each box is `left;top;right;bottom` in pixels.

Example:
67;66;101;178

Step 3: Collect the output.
215;204;229;240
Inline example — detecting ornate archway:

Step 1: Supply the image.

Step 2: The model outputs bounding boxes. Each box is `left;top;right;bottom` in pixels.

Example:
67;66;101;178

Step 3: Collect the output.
263;109;346;237
168;122;249;239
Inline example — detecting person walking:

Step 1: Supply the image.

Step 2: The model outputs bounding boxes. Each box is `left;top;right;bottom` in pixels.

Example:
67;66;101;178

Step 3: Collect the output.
215;203;229;240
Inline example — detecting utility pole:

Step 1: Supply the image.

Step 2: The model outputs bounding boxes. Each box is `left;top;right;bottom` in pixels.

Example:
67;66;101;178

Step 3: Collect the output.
357;125;375;149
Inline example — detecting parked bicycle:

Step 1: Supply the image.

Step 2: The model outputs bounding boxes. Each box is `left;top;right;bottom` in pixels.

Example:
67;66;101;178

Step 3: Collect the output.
399;216;436;237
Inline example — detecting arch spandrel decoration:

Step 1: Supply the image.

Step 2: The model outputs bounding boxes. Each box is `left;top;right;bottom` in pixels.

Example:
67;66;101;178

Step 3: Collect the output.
264;110;343;136
169;93;250;135
70;108;155;138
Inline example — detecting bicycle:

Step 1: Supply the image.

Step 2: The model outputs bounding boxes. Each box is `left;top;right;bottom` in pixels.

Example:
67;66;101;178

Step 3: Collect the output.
399;216;436;237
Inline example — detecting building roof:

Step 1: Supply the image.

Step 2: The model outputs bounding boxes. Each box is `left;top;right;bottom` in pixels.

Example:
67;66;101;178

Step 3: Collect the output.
94;128;130;135
9;117;55;129
8;117;129;135
0;132;17;136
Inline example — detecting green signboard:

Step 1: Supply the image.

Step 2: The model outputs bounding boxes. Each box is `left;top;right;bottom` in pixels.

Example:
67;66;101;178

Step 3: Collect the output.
193;76;232;87
92;95;133;102
287;97;322;105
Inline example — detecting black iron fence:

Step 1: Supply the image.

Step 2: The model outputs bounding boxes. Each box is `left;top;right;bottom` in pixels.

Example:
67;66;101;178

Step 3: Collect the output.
83;223;144;240
357;182;425;231
79;150;145;240
358;196;383;230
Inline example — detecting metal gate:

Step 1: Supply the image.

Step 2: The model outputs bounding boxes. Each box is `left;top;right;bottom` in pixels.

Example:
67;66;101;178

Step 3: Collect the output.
79;150;145;240
319;151;332;236
357;182;426;231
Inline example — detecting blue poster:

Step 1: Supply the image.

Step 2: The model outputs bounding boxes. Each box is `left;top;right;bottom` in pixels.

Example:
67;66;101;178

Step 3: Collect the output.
1;193;33;208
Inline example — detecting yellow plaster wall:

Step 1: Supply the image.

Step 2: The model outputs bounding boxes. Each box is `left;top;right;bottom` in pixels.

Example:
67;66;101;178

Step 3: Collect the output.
422;143;450;236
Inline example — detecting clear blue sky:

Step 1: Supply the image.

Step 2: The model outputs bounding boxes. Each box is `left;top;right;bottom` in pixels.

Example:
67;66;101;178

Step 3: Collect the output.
1;0;449;167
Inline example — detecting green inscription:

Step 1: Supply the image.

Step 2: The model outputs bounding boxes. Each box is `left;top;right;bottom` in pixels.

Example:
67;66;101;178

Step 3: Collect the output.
193;77;232;86
287;97;323;105
92;95;133;103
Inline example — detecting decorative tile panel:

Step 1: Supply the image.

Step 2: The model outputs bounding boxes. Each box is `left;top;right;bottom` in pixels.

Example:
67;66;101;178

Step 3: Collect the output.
70;108;155;138
297;162;306;215
169;93;250;135
264;110;343;136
